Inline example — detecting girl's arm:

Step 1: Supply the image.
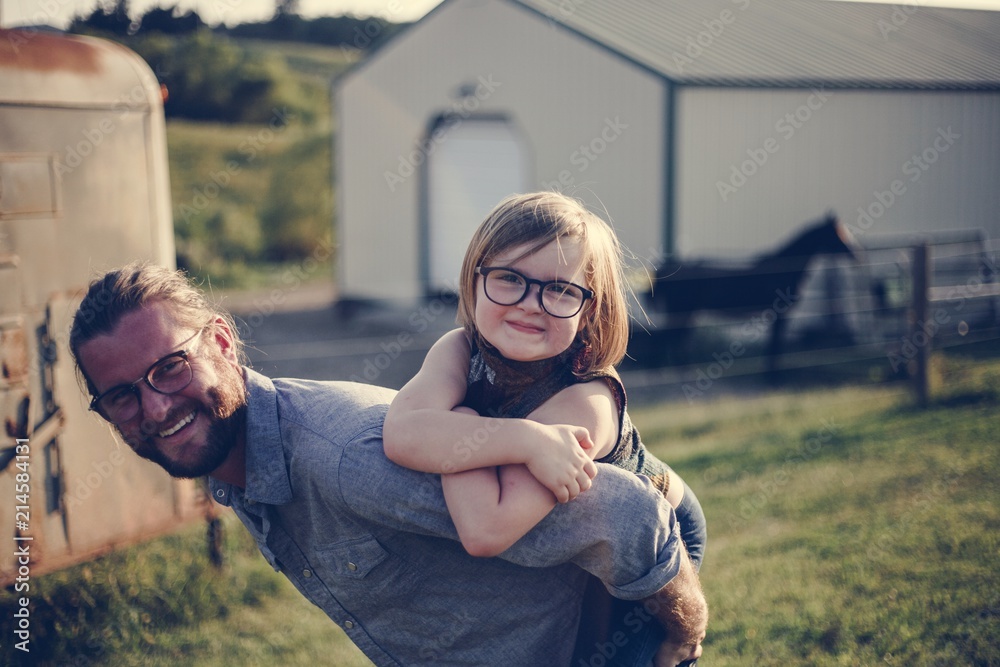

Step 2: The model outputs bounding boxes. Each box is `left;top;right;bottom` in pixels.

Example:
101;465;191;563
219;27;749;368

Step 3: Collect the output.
538;382;687;510
442;438;556;558
443;379;621;557
383;328;597;502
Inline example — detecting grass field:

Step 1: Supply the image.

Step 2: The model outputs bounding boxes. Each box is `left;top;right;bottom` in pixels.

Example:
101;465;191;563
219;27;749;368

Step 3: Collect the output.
2;349;996;666
638;350;999;666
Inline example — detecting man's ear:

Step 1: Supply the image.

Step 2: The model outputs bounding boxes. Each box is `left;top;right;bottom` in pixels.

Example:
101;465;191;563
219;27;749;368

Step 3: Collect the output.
210;316;239;365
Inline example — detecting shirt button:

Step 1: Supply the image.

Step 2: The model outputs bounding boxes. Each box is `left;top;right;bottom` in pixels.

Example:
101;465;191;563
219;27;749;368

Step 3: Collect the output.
303;569;312;578
344;620;355;630
246;498;255;506
347;562;358;572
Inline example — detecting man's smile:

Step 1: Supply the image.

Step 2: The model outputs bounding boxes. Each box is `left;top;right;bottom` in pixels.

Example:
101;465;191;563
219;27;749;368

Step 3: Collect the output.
159;410;197;438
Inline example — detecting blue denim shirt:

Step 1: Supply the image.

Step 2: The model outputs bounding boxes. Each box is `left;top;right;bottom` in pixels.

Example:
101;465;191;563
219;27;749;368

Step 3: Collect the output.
209;369;683;666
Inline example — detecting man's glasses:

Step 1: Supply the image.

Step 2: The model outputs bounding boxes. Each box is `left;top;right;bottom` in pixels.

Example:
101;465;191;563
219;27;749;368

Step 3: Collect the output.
477;266;593;318
89;328;205;424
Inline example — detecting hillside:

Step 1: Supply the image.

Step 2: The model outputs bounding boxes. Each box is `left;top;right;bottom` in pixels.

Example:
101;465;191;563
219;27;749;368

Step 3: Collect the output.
167;38;357;289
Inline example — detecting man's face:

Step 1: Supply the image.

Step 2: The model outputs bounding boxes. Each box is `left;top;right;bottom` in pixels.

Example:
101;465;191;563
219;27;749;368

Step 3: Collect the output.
77;300;246;478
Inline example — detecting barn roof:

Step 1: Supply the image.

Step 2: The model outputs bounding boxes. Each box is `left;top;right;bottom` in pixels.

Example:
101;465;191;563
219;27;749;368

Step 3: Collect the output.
513;0;1000;89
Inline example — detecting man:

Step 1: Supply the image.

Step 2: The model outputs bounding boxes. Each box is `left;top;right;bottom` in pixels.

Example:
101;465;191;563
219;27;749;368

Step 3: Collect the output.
70;262;706;666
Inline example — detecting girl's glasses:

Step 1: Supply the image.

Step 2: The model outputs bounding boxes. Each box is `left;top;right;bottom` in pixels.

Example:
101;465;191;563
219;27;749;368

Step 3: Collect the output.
477;266;593;318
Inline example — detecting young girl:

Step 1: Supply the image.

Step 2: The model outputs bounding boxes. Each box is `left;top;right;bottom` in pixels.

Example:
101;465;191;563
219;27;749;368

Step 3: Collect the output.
383;191;706;665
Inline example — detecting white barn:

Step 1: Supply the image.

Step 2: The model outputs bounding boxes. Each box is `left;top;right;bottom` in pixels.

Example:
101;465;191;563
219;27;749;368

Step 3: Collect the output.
334;0;1000;304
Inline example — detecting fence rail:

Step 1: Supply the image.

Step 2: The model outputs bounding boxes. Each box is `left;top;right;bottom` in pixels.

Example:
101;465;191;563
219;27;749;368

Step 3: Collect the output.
629;235;999;405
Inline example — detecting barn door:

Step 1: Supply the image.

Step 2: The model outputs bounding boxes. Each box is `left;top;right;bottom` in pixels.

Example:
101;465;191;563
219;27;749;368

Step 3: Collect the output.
424;115;529;294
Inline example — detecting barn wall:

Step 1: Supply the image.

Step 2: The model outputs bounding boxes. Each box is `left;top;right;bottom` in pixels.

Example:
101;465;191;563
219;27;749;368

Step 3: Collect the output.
675;87;1000;257
337;0;667;301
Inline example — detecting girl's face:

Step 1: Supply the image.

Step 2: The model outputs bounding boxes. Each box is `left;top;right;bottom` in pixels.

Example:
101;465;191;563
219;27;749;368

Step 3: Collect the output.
474;239;589;362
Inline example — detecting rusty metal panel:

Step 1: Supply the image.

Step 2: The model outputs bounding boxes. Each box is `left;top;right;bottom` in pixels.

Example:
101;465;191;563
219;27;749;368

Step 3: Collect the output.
0;155;58;219
0;29;203;586
0;256;30;581
0;253;20;315
0;28;161;111
28;413;70;569
0;326;28;389
0;386;28;441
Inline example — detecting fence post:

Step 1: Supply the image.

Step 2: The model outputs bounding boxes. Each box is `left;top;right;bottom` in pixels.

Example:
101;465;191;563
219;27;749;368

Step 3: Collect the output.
910;243;931;407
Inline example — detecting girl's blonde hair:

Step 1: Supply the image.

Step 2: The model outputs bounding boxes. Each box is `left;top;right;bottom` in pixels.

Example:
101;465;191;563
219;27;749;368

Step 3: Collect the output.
457;191;631;374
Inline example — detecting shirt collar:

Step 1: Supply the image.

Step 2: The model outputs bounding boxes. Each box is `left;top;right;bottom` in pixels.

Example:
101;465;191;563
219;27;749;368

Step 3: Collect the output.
210;367;293;506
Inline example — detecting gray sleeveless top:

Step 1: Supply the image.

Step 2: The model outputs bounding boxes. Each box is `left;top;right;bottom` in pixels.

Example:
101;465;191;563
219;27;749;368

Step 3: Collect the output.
461;335;671;494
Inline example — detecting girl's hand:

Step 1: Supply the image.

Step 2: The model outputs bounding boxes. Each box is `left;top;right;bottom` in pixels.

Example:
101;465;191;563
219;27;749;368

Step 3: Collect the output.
524;424;598;503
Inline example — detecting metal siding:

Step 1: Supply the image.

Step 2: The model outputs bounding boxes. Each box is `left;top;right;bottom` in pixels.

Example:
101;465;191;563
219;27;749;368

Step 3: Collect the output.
145;95;176;269
0;108;169;304
0;30;194;585
338;73;423;300
518;0;1000;88
676;88;1000;257
0;29;163;109
337;0;666;301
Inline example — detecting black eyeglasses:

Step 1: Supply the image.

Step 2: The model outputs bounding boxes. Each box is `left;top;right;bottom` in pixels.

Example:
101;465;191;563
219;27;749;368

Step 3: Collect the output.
89;328;205;424
477;266;593;318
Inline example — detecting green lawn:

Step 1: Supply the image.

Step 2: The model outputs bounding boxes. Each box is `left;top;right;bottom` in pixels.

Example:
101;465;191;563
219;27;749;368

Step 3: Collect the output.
634;352;999;666
2;351;997;666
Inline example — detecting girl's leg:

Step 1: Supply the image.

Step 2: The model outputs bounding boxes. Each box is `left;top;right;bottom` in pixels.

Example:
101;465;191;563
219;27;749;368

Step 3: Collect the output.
673;480;707;571
576;479;707;666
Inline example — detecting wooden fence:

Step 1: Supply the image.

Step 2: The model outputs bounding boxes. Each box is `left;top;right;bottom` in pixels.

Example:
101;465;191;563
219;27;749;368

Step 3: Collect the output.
626;233;999;405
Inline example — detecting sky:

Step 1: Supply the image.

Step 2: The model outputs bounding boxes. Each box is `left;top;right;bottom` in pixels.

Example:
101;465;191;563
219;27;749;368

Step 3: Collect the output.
0;0;443;29
2;0;1000;30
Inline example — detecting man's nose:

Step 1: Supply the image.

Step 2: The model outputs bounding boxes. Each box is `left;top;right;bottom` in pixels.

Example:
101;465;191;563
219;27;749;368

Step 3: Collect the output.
138;383;173;423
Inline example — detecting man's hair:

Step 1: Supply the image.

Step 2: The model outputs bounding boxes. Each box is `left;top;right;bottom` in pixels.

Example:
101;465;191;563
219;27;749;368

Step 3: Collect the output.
69;261;245;396
457;191;631;374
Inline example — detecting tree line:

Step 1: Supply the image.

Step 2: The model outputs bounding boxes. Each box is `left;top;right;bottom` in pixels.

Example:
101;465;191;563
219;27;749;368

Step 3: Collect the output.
69;1;403;49
67;1;405;123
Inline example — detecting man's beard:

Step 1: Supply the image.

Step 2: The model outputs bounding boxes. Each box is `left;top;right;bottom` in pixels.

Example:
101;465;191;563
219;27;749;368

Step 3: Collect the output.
123;357;247;479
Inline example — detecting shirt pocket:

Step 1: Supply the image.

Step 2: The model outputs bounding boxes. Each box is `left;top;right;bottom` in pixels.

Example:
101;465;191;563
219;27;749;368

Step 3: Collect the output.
314;535;419;599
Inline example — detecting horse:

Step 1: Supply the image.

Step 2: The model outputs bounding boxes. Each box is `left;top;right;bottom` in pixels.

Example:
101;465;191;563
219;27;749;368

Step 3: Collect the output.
644;213;862;374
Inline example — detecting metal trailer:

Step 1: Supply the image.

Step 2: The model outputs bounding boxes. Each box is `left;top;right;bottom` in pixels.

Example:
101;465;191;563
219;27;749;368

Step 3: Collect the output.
0;28;211;586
